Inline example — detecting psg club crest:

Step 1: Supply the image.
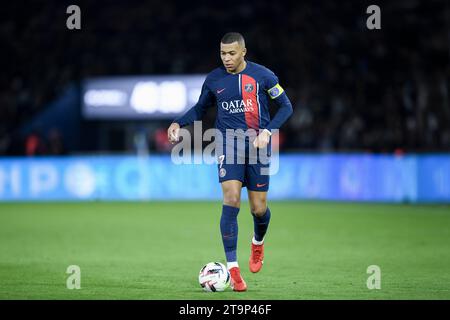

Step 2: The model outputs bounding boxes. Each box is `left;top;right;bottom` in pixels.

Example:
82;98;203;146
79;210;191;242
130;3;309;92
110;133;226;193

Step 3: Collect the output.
219;168;226;178
244;83;254;92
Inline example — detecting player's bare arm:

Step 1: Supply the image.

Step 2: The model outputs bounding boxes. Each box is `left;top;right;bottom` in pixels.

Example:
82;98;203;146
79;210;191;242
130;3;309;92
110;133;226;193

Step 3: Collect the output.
167;122;180;144
253;129;272;149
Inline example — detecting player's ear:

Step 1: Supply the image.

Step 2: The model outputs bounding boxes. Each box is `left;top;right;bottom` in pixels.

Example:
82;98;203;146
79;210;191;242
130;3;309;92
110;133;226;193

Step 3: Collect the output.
242;47;247;57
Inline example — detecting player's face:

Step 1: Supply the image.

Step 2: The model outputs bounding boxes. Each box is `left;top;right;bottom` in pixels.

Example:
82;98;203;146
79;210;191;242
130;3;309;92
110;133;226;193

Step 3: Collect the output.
220;42;246;74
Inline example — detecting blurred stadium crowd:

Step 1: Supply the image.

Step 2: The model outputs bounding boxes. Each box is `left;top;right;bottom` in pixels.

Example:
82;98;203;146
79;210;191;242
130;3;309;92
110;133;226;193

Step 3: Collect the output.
0;0;448;155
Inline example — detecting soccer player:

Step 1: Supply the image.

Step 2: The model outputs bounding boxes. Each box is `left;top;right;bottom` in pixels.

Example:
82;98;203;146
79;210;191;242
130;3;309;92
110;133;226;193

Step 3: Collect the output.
167;32;293;291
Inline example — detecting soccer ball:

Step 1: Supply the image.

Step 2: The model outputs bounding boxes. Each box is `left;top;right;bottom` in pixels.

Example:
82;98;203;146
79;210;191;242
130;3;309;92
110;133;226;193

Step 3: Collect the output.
198;262;230;292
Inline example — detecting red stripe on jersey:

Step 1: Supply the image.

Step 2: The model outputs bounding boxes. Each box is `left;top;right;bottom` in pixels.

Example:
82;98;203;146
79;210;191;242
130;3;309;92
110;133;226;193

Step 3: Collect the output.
241;74;259;130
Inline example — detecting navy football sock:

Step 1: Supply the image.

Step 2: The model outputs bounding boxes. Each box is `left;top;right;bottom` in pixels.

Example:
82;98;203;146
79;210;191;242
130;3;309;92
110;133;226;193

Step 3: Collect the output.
252;207;271;242
220;205;240;263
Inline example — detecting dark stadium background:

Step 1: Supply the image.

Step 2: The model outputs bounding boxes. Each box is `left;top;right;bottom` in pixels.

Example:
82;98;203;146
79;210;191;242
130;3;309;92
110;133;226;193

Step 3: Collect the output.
0;0;449;301
1;0;448;155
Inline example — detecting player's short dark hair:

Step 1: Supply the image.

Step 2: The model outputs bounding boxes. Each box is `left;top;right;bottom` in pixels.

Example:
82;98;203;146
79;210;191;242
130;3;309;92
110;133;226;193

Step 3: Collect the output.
221;32;245;47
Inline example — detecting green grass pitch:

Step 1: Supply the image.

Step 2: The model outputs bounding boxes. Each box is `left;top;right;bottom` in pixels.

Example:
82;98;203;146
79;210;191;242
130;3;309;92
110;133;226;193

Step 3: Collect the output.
0;201;449;299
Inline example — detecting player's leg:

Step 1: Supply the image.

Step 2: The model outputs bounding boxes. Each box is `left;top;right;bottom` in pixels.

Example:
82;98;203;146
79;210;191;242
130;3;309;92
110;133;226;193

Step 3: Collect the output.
246;157;271;273
220;179;242;268
220;180;247;291
248;190;270;242
220;179;242;266
247;190;270;273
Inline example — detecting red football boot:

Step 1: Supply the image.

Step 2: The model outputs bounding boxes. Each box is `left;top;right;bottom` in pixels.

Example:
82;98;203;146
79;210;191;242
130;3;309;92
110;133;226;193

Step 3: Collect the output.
229;267;247;292
249;242;264;273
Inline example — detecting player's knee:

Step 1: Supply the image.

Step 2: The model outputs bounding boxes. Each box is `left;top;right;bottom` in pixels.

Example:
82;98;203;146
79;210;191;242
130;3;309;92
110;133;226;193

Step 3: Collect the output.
251;203;267;217
223;193;241;208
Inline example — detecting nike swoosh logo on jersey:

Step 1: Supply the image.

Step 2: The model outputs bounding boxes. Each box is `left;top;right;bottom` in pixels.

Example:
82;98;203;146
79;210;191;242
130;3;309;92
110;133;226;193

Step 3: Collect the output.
256;183;267;188
217;88;226;94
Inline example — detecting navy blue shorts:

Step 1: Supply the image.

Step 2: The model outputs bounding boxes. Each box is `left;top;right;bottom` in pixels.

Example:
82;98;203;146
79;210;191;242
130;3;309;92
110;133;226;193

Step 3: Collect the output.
217;145;271;192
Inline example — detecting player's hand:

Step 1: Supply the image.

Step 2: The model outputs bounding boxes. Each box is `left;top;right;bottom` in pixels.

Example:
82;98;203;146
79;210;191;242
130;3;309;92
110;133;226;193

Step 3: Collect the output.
167;122;181;144
253;129;271;149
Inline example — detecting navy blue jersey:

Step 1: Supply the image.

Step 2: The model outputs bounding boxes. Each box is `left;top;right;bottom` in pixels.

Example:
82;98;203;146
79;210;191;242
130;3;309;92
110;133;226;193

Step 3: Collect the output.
175;61;293;134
